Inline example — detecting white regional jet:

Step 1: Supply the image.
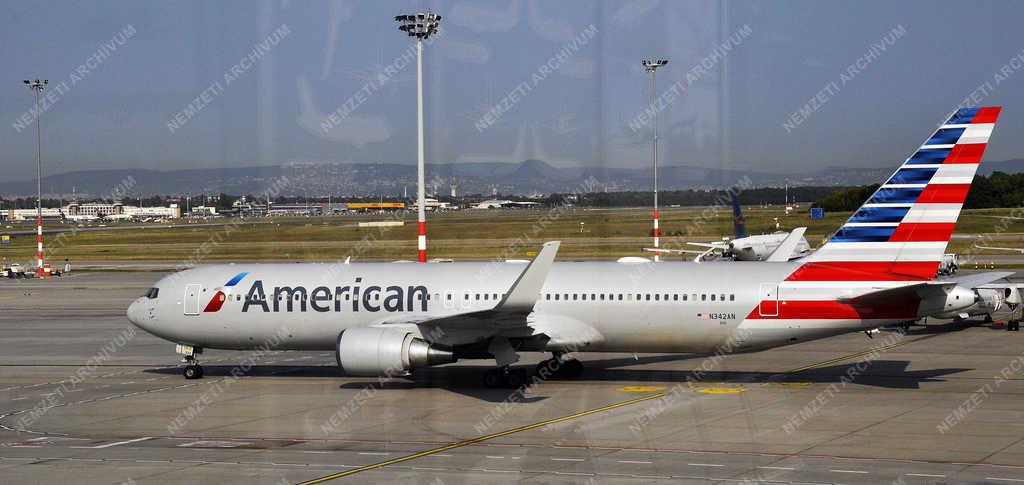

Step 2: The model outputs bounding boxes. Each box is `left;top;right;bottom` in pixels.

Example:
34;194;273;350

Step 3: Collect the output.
655;195;811;261
128;106;1002;387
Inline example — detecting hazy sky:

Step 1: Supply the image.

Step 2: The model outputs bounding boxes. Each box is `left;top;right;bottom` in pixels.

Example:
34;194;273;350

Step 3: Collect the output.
2;0;1024;177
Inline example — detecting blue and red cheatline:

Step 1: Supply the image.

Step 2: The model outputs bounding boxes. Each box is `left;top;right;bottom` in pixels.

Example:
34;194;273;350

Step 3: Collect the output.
203;272;249;312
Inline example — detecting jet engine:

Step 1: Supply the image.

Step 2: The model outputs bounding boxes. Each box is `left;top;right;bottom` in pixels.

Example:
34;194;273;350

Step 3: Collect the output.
335;326;455;376
728;242;767;261
920;285;978;318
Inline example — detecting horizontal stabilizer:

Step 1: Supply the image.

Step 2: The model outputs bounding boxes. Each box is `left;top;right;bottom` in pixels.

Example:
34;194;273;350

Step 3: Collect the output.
836;282;942;304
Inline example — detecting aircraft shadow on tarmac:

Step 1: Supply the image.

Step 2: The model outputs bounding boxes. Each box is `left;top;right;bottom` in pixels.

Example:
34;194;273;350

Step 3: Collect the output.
144;351;970;403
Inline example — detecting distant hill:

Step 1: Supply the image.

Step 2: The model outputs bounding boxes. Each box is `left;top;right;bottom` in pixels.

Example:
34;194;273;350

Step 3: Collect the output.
2;158;1022;198
977;158;1024;176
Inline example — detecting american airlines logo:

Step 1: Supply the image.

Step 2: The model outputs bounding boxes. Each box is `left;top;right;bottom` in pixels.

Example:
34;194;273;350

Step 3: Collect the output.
239;277;430;313
203;272;249;312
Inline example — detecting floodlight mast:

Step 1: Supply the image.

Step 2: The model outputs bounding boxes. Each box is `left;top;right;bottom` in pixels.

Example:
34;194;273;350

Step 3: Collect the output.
642;59;667;262
396;12;441;262
23;79;48;277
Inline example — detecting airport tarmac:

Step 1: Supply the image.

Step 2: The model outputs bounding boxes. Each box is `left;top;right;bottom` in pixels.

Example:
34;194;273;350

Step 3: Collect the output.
2;272;1024;484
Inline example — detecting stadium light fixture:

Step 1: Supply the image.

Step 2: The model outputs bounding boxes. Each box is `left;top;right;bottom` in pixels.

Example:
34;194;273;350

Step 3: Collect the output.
395;11;441;262
641;60;667;261
23;79;48;277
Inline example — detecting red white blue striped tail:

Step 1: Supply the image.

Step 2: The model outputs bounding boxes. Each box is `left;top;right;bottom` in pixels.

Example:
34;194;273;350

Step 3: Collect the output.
795;106;1001;282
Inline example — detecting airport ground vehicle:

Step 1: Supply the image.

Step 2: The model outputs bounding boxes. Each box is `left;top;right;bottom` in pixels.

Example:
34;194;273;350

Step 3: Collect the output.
2;263;26;278
938;253;959;275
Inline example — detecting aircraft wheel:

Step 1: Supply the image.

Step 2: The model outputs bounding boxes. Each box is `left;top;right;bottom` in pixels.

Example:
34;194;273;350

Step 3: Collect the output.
985;314;994;323
561;359;584;379
535;359;557;378
483;368;504;388
504;369;528;389
183;365;202;380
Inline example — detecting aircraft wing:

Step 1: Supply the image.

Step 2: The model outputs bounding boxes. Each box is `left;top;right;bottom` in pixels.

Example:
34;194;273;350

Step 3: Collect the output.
372;241;560;331
686;241;726;248
643;247;708;255
945;271;1014;288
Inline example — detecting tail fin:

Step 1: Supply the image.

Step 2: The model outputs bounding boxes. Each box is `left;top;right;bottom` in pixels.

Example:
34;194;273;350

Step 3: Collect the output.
732;193;749;239
798;106;1001;281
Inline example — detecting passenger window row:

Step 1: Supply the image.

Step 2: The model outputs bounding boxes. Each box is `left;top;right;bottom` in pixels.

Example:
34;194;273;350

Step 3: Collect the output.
226;291;735;304
542;292;735;302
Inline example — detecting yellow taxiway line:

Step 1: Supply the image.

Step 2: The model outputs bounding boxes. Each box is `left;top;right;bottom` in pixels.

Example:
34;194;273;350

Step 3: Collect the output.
299;392;666;483
785;333;940;374
303;332;941;482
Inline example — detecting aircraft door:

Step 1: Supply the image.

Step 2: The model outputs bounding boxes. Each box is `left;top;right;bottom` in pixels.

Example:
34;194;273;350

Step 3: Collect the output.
758;283;779;317
184;284;202;315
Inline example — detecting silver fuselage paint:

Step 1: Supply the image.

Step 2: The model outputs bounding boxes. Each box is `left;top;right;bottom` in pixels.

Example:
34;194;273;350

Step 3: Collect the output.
127;260;896;355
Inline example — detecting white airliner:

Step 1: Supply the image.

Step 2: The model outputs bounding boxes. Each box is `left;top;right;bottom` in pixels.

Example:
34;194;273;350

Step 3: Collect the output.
646;195;811;261
128;106;1002;387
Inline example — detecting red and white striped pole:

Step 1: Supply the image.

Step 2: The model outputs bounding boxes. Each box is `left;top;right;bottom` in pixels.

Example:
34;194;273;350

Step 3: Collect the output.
642;60;667;262
395;12;439;263
416;38;427;263
652;209;659;262
24;79;48;277
37;216;44;277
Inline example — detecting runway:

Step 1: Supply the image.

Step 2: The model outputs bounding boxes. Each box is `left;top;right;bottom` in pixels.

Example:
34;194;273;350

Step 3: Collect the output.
2;272;1024;484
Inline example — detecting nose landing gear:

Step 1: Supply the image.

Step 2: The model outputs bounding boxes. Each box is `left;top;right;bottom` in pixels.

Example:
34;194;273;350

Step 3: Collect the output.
176;344;204;379
183;363;204;379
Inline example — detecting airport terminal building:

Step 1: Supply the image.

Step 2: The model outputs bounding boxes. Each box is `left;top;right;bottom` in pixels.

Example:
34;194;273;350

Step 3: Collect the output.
4;202;181;221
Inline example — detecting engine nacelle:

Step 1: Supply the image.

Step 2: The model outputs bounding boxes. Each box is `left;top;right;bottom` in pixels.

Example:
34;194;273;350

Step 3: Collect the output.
336;326;455;376
929;286;981;319
1006;286;1022;306
730;242;768;261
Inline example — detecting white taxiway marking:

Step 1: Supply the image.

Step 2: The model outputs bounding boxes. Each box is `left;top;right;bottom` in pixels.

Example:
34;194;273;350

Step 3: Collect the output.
831;469;868;474
688;463;724;467
987;478;1024;483
178;440;250;448
552;457;584;462
617;460;652;464
486;456;504;459
358;452;390;456
89;437;153;449
906;473;945;478
758;466;795;470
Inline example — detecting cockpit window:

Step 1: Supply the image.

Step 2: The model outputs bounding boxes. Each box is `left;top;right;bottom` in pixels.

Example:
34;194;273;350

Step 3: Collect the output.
144;288;159;299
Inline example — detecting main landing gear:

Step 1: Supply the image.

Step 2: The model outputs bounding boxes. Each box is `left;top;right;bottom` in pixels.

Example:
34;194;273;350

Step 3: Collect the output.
176;344;204;379
482;356;585;389
483;367;529;389
536;354;584;380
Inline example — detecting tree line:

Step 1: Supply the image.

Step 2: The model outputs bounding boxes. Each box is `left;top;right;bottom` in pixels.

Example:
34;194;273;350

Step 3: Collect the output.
811;172;1024;211
4;172;1021;211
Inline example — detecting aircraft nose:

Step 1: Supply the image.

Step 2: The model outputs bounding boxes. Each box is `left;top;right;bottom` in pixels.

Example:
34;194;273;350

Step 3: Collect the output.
126;298;147;328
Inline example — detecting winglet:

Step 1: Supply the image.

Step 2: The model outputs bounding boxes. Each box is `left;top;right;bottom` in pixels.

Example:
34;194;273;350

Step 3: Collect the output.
765;227;807;262
497;241;560;313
